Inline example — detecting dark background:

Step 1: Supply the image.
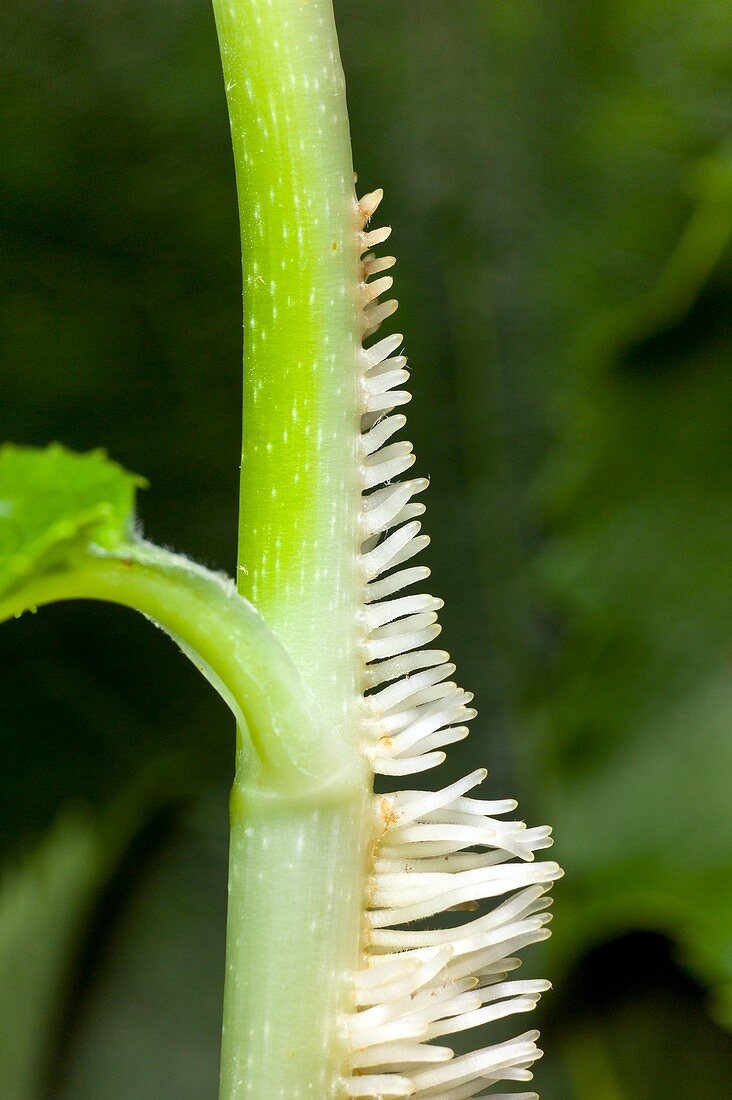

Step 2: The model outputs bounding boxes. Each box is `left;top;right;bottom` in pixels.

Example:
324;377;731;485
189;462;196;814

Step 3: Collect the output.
1;1;731;1096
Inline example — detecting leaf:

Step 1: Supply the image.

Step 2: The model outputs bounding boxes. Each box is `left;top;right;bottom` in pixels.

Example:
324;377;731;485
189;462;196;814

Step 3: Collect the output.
547;671;732;1026
0;445;145;599
0;814;105;1100
0;759;192;1100
534;186;732;1027
56;795;227;1100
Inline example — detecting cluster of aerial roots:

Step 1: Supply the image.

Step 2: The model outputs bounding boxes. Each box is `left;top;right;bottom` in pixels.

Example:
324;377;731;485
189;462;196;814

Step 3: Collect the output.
344;189;562;1099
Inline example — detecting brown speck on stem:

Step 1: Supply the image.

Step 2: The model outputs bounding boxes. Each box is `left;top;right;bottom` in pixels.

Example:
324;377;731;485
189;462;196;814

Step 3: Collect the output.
379;796;398;828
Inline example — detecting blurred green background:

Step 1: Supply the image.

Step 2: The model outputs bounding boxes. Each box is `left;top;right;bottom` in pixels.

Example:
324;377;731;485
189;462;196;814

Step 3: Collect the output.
1;0;731;1096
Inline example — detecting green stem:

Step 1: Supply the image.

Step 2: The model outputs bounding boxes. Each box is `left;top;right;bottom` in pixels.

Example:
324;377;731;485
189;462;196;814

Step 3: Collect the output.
212;1;373;1094
213;0;364;737
221;788;372;1099
0;542;358;796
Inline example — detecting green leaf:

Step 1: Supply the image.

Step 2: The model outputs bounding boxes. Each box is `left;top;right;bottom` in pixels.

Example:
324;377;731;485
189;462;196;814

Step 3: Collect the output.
0;759;193;1100
0;814;105;1100
547;671;732;1026
56;797;227;1100
533;165;732;1028
0;444;145;599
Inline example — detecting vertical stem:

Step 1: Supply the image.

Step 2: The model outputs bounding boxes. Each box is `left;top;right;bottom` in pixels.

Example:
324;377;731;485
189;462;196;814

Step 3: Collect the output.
213;0;364;739
211;2;372;1095
221;788;372;1099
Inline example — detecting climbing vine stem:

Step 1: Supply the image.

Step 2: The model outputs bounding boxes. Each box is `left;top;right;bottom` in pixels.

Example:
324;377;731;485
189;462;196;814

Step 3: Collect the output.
212;1;374;1095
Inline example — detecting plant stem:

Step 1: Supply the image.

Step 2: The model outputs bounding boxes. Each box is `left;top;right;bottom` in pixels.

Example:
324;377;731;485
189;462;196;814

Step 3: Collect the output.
212;1;372;1094
221;787;372;1098
213;0;364;736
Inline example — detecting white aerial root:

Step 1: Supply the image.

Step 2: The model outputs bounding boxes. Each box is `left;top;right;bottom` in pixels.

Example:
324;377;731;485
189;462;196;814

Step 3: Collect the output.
345;188;562;1098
